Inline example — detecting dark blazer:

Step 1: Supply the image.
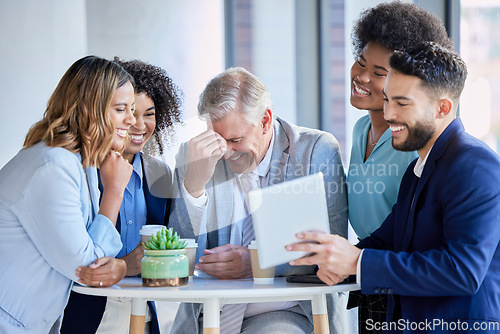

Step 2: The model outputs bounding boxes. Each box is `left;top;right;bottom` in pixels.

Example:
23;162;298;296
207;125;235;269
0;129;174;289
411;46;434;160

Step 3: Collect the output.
61;154;172;334
358;119;500;333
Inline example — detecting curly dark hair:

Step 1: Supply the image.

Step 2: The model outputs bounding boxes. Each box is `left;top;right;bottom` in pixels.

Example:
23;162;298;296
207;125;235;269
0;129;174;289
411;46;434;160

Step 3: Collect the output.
114;57;183;155
390;41;467;101
351;1;453;58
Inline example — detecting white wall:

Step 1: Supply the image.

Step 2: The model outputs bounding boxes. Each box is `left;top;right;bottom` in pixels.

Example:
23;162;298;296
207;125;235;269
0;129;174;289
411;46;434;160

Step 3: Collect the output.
85;0;225;168
0;0;224;170
0;0;87;168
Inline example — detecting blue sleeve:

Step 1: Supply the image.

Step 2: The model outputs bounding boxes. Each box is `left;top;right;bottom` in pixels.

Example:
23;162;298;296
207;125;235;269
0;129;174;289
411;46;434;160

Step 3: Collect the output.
18;162;121;281
357;208;396;250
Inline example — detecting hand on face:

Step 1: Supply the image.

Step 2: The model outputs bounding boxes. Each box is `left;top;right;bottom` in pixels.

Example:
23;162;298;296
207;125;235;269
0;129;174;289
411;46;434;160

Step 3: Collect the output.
75;257;127;287
211;110;273;175
100;150;133;196
120;242;145;277
286;232;360;285
195;244;252;279
184;130;227;198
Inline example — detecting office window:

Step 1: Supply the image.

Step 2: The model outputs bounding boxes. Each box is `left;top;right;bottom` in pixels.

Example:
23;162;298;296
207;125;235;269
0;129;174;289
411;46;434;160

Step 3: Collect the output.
460;0;500;153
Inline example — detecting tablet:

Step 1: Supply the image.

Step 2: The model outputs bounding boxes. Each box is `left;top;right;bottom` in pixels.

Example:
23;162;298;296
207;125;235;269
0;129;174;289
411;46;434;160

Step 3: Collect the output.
248;172;330;269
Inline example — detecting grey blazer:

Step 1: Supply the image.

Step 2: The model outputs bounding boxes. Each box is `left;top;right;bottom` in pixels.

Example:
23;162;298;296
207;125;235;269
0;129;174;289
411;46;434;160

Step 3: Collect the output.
168;118;349;333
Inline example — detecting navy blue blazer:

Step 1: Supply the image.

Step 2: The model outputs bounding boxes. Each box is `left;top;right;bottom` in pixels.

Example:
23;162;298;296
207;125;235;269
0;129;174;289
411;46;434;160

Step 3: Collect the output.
358;119;500;332
61;155;171;334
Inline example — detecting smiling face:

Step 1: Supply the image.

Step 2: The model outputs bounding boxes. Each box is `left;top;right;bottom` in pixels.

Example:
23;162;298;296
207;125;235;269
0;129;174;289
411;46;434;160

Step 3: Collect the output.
211;110;273;174
108;81;136;151
123;92;156;162
350;42;393;112
383;70;438;154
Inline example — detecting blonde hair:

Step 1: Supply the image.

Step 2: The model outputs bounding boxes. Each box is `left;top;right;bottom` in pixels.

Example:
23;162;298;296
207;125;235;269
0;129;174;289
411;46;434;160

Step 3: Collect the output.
24;56;134;168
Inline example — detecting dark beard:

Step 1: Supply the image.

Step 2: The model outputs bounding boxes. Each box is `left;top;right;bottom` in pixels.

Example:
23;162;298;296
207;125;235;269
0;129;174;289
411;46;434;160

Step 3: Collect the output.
392;120;435;152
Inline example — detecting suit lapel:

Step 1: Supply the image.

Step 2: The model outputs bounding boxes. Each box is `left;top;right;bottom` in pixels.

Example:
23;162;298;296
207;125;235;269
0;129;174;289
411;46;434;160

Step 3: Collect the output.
401;167;432;251
84;166;101;227
400;119;464;251
269;119;290;185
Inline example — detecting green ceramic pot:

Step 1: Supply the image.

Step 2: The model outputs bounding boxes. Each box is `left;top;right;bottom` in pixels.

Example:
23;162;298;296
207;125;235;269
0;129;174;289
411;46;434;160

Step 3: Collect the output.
141;249;189;287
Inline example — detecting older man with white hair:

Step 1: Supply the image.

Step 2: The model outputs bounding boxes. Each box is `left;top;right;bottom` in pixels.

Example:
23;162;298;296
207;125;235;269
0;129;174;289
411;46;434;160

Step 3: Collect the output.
169;67;348;334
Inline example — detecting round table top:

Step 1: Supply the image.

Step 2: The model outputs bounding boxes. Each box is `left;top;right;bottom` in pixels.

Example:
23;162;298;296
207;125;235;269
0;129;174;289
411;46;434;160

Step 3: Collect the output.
72;275;360;301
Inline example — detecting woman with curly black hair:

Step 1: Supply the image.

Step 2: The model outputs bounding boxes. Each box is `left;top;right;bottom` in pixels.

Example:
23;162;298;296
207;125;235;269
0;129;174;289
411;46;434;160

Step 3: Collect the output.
117;58;183;157
61;59;183;334
346;2;452;333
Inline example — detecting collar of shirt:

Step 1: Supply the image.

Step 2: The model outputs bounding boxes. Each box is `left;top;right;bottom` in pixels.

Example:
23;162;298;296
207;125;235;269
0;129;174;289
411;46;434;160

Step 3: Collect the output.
128;153;144;190
413;146;433;178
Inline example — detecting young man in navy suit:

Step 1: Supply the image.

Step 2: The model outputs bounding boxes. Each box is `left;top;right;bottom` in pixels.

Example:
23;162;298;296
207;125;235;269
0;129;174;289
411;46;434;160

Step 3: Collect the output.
288;42;500;333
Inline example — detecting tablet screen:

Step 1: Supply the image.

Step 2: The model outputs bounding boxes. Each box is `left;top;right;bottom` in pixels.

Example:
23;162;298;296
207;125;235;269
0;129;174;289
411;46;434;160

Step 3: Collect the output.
248;172;330;269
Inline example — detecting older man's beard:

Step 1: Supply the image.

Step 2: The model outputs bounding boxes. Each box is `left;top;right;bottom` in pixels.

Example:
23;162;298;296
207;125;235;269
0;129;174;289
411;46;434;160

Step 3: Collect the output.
391;119;436;152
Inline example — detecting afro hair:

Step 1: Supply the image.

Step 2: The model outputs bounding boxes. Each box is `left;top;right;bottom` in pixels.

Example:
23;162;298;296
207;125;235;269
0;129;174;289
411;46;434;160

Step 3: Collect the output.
351;1;453;58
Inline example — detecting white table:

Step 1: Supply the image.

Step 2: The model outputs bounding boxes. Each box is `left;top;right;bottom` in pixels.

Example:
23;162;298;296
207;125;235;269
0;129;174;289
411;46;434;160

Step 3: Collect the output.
72;275;359;334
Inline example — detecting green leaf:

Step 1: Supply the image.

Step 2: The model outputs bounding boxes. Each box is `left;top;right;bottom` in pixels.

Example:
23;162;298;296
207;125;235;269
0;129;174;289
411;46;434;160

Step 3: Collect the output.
148;241;159;250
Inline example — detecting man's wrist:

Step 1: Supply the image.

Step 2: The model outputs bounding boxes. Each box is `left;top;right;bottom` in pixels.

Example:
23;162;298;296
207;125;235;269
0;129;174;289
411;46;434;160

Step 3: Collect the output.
183;179;205;198
182;180;208;207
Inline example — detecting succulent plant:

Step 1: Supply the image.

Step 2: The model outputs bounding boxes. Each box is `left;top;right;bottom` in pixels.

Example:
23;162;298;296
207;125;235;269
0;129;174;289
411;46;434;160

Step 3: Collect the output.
143;227;187;250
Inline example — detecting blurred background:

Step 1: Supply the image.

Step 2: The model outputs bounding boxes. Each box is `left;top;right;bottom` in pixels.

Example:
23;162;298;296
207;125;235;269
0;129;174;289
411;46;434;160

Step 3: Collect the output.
1;0;499;332
1;0;499;171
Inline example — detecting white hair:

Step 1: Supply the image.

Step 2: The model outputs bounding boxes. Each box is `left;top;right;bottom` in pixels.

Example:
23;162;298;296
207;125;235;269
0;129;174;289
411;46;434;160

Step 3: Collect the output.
197;67;273;124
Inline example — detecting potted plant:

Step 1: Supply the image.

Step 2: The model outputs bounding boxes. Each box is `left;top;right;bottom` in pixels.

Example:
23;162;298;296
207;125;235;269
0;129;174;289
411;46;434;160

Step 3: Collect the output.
141;227;189;287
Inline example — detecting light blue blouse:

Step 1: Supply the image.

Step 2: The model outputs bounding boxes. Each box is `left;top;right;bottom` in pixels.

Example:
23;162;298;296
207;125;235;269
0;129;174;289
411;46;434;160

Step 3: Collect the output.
0;142;122;333
116;153;147;258
348;115;418;239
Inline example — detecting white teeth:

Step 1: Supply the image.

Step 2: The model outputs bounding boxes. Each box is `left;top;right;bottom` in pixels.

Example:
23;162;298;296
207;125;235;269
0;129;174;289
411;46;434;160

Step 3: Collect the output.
130;134;144;141
390;125;406;132
115;129;127;137
354;83;369;95
230;154;243;161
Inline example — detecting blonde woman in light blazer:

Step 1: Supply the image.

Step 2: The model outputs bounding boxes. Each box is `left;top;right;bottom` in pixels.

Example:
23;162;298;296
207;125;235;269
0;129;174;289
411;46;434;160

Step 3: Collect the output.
0;56;135;334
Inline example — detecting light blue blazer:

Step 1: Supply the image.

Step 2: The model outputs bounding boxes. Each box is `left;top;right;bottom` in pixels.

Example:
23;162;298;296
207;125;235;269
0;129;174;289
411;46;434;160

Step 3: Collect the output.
0;142;122;334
